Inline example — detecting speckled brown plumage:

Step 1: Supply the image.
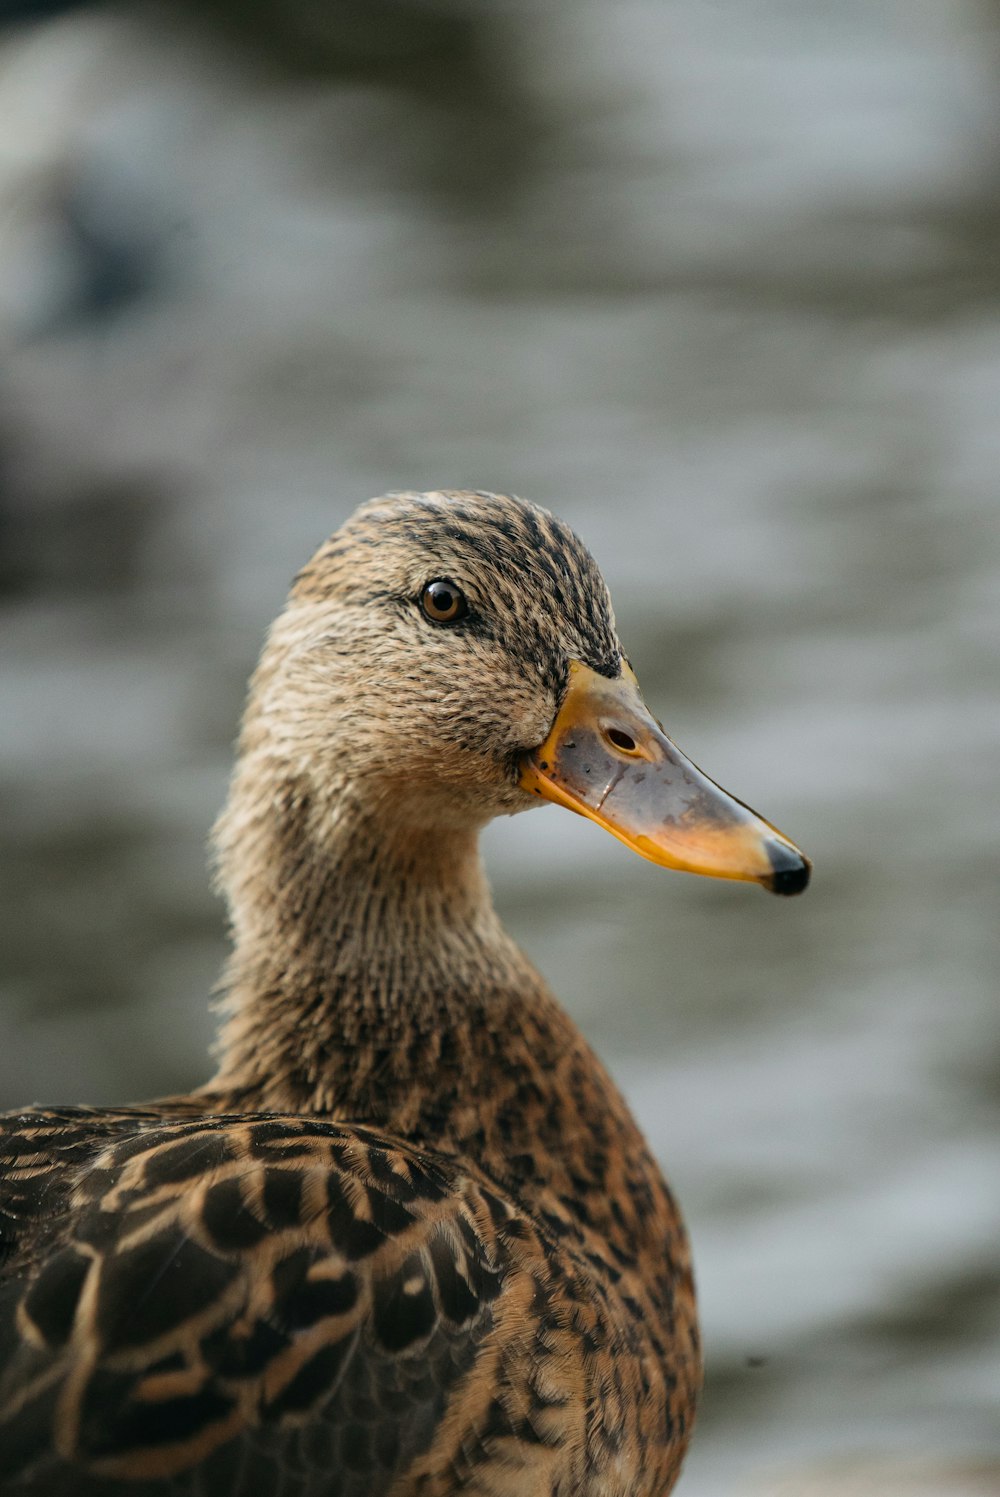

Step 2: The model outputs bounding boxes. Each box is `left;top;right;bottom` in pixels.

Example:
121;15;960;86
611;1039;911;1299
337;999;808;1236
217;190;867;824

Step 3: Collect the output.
0;491;705;1496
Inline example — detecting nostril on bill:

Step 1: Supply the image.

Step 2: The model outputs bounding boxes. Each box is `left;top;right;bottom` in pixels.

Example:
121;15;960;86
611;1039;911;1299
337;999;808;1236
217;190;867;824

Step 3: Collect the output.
605;727;637;753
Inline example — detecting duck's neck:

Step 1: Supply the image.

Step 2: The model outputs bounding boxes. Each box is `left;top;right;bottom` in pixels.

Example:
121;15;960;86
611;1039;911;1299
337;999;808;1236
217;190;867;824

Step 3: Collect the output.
208;769;683;1299
211;771;549;1118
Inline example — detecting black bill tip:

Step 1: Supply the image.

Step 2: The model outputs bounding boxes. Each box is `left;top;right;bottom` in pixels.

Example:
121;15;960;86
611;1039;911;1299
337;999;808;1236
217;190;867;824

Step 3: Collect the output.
764;840;811;896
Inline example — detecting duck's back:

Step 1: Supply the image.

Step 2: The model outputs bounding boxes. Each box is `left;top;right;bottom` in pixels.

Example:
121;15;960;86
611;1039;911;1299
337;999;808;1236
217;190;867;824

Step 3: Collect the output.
0;1099;692;1497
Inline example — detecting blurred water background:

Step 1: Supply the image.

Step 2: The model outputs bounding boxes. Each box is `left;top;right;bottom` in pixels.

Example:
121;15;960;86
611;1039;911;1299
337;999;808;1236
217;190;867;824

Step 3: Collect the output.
0;2;998;1492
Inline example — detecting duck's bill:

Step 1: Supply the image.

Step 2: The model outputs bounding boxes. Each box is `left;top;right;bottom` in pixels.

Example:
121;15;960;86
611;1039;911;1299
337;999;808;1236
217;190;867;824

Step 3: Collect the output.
519;660;810;895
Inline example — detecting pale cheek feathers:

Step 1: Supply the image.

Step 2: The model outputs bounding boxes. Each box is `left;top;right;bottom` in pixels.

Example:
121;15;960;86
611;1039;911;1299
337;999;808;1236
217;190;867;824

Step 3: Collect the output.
267;631;555;791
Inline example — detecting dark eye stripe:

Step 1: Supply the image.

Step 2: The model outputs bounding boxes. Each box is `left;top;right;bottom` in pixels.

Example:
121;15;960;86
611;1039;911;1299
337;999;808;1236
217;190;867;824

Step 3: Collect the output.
421;580;468;625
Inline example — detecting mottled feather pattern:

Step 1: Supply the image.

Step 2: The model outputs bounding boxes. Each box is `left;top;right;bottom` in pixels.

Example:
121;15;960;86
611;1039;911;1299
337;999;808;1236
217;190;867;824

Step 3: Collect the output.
0;1105;694;1495
0;493;701;1495
0;1115;512;1493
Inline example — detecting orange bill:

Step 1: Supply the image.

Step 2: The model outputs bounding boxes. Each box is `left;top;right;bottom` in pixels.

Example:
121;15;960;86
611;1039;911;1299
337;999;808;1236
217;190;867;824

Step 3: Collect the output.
519;660;810;895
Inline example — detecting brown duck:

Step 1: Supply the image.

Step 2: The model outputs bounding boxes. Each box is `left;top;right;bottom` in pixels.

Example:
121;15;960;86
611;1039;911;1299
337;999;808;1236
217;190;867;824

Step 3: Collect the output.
0;491;809;1496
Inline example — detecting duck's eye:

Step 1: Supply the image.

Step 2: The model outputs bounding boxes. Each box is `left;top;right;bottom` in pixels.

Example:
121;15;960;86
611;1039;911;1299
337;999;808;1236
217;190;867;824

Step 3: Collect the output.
421;579;468;624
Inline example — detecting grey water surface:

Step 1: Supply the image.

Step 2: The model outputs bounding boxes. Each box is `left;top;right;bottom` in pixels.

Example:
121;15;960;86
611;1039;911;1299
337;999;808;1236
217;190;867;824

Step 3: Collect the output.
0;3;998;1492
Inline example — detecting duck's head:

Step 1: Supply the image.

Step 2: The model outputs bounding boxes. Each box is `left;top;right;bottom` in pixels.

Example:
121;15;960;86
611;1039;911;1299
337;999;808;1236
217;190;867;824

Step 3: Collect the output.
238;489;809;895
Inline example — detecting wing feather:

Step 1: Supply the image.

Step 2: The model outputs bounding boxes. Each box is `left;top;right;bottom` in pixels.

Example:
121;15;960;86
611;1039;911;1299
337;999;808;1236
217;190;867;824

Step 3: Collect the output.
0;1110;513;1495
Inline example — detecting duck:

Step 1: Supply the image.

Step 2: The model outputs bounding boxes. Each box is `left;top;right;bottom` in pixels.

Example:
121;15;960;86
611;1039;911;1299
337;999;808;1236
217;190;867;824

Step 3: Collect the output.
0;490;809;1497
